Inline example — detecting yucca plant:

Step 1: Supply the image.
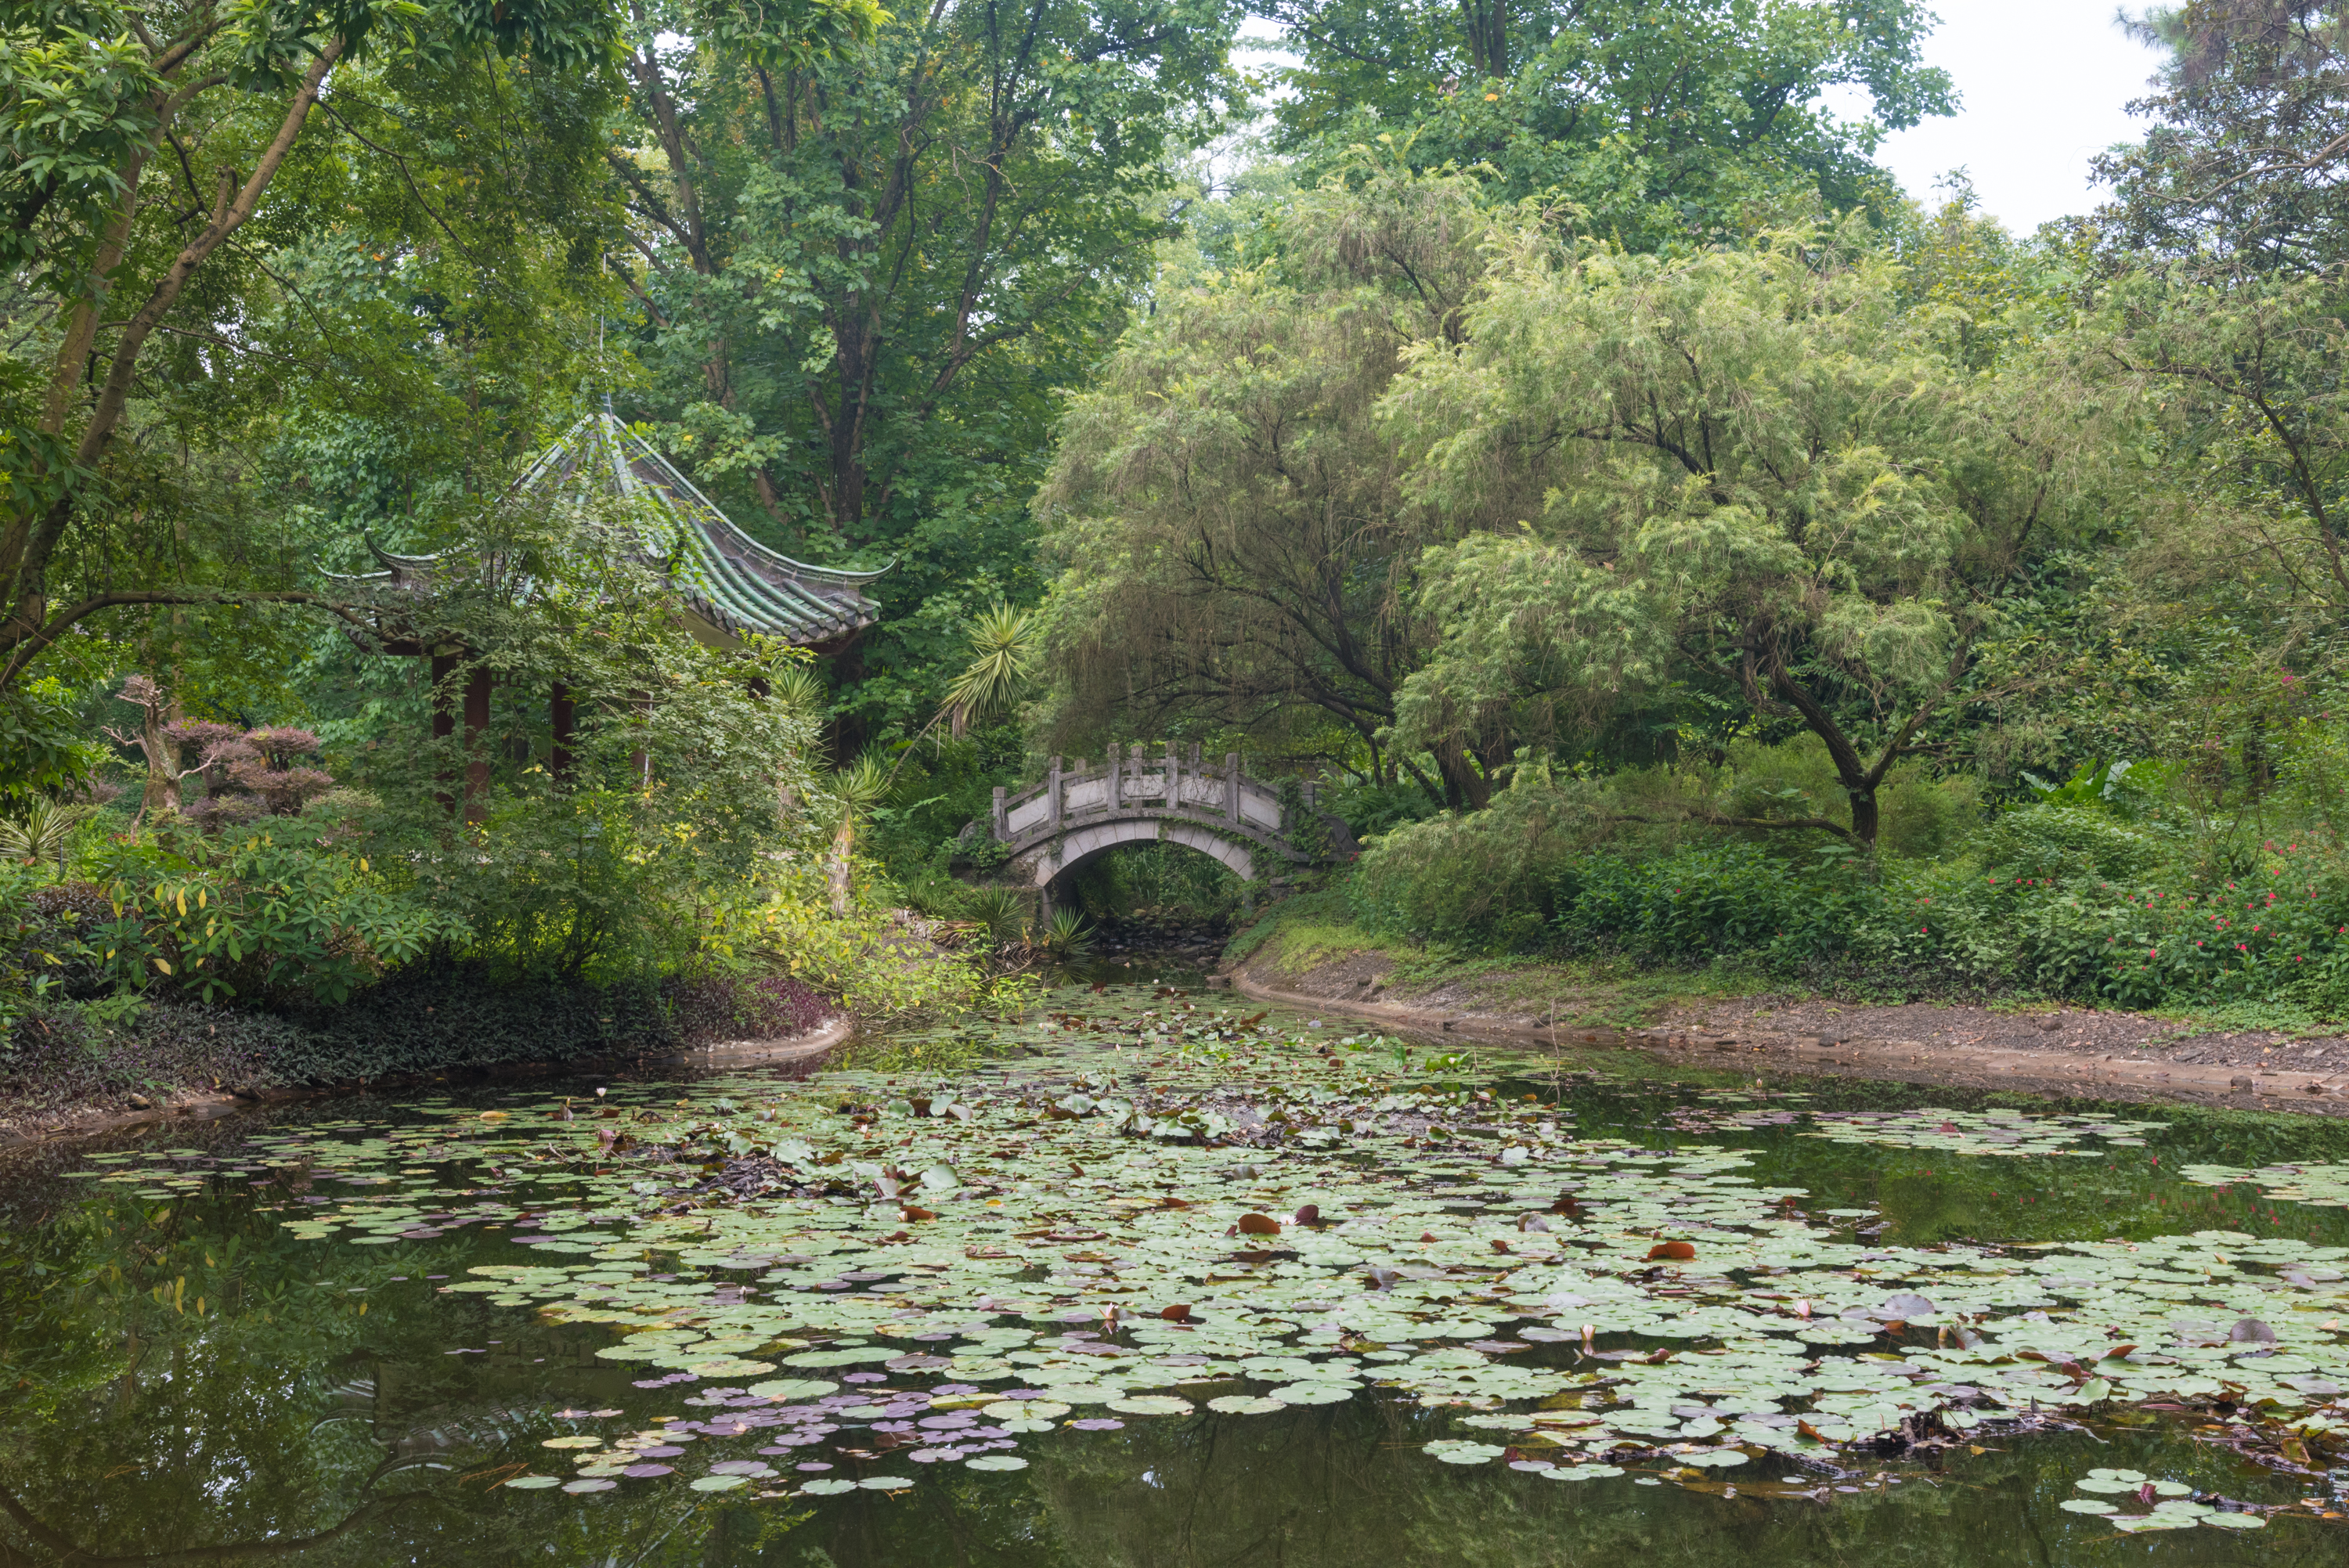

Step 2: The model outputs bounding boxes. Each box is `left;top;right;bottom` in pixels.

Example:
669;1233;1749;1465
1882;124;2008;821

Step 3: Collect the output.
0;798;96;881
1039;907;1094;959
940;603;1038;741
826;753;893;915
961;885;1030;946
769;662;827;717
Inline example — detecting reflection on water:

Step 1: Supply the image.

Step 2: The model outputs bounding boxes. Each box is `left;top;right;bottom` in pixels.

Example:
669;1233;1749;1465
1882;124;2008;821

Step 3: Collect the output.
2;990;2347;1566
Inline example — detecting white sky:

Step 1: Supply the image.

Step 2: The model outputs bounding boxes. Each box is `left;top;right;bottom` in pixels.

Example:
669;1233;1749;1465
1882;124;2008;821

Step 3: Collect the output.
1235;4;2172;236
1822;2;2171;232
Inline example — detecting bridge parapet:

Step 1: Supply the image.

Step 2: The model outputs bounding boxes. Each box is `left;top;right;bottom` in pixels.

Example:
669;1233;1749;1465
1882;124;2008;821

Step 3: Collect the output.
988;741;1303;846
964;742;1333;903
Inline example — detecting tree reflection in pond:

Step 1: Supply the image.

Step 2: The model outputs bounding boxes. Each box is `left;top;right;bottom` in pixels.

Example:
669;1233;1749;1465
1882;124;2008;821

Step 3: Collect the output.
0;1033;2345;1567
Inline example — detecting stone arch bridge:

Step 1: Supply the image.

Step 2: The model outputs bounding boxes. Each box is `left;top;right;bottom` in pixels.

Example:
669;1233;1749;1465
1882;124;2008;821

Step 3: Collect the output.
964;743;1350;912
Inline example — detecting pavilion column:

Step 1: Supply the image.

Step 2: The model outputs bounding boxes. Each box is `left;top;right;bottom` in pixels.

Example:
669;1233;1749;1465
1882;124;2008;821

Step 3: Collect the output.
431;651;458;813
463;663;492;822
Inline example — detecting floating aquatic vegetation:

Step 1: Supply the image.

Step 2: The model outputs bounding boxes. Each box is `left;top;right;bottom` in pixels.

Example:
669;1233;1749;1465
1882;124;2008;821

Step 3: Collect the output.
67;986;2349;1515
1797;1106;2165;1157
2065;1468;2269;1531
2178;1161;2349;1209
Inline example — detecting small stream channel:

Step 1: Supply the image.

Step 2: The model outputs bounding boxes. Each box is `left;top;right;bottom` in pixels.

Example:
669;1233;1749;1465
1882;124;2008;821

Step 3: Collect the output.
3;953;2349;1566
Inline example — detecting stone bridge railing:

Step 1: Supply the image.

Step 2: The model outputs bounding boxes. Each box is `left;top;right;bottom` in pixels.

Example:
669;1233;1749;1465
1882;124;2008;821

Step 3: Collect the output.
966;743;1338;899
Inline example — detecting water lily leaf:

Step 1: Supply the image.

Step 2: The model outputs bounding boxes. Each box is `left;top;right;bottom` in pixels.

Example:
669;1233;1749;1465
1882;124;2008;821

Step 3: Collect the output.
1647;1242;1696;1262
690;1476;748;1492
1237;1213;1280;1236
1268;1382;1354;1405
965;1454;1027;1471
503;1476;561;1490
784;1346;898;1367
1423;1440;1506;1465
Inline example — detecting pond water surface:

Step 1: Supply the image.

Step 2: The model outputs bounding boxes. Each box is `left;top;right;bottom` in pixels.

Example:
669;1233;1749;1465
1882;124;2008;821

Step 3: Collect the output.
4;966;2349;1566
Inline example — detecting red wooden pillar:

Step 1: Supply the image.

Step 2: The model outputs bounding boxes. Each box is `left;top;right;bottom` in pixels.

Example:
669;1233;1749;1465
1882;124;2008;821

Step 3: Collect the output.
463;663;492;821
431;651;458;813
550;681;576;780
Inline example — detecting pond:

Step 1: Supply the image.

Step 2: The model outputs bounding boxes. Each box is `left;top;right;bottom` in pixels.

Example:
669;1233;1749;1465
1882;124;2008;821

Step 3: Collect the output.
3;966;2348;1566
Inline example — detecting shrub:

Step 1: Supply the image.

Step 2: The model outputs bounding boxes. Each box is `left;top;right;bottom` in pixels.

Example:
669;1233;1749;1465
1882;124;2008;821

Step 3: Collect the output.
183;726;335;827
1534;823;2349;1014
1348;781;1597;949
5;880;114;1000
78;820;464;1005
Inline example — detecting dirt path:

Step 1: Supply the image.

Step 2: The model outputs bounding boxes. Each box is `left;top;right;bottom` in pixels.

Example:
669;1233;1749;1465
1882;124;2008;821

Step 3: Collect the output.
1223;954;2349;1115
0;1015;855;1151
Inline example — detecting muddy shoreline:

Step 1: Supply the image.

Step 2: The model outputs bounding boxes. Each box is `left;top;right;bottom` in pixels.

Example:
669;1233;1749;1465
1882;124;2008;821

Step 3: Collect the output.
0;1015;855;1152
1222;958;2349;1116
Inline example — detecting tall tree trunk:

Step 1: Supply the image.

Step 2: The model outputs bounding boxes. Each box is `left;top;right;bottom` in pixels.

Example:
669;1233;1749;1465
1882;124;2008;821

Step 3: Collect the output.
1847;786;1879;849
139;697;183;821
1434;739;1490;811
830;815;856;915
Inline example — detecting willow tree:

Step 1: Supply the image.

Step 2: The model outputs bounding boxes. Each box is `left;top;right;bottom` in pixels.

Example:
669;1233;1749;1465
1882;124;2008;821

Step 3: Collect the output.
1036;168;1503;806
1387;219;2109;846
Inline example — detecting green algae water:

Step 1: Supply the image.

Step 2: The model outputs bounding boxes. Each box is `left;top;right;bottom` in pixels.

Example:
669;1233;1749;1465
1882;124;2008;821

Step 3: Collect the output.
4;976;2349;1566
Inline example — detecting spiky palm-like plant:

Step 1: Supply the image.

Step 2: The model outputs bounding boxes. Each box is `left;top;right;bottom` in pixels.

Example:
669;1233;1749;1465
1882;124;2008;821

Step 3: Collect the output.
769;662;826;717
1040;907;1093;958
961;885;1029;947
0;798;96;881
940;603;1037;741
827;752;893;915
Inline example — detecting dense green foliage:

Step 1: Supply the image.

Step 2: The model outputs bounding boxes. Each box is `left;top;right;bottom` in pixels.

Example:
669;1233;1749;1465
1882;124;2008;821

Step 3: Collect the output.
20;1;2349;1089
1016;5;2349;1024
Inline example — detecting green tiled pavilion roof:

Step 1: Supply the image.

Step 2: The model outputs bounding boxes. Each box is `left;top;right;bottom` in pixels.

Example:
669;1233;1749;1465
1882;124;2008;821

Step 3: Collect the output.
335;410;886;650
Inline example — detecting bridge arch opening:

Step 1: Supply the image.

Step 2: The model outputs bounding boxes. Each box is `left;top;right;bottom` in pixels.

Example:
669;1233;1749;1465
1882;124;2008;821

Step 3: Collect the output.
1034;822;1257;921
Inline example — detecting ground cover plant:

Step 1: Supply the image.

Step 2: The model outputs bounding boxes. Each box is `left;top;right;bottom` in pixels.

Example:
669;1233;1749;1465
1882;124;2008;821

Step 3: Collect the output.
31;981;2337;1541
